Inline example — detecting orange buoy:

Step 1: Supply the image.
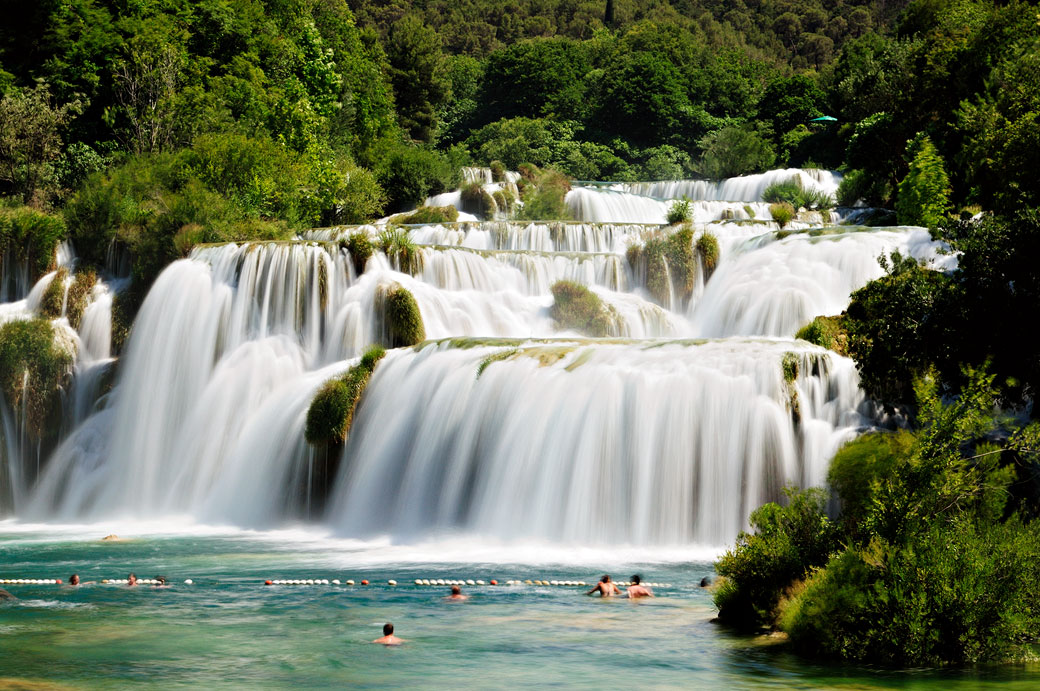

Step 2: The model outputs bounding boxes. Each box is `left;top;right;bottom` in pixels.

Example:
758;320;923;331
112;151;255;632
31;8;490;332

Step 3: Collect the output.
265;580;273;585
360;579;369;585
490;579;498;585
55;579;62;584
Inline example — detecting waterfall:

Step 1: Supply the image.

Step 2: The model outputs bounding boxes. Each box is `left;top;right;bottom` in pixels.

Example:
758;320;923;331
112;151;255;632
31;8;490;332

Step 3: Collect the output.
1;166;959;546
327;339;866;545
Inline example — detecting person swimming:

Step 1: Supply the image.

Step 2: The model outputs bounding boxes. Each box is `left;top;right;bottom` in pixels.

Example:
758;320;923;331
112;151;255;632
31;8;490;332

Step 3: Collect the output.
69;574;80;586
625;574;654;599
372;622;405;645
586;574;621;597
127;573;138;587
446;585;468;601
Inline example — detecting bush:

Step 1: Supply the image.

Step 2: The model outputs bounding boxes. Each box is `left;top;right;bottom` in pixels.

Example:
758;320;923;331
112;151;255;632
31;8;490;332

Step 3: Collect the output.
39;267;68;320
835;169;890;207
0;318;73;438
769;202;796;228
664;224;695;301
666;196;692;224
0;206;65;282
516;168;571;221
375;144;457;213
895;134;952;228
714;487;837;628
489;160;506;182
696;126;776;180
549;280;617;337
304;345;387;446
384;286;426;347
341;232;373;275
378;227;422;274
695;231;719;277
794;315;847;354
763;176;834;210
460;181;497;217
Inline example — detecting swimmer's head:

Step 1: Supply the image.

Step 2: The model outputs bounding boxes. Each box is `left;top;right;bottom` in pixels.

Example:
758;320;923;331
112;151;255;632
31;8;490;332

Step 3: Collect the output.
127;573;137;585
69;574;79;586
451;585;461;595
601;575;611;583
383;623;394;636
631;575;641;585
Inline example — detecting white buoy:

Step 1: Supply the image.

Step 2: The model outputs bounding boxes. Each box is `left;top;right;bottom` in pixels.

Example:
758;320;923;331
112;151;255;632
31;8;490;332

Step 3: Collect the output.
388;580;397;586
466;579;475;586
476;580;485;586
332;579;341;585
346;580;355;586
184;579;193;585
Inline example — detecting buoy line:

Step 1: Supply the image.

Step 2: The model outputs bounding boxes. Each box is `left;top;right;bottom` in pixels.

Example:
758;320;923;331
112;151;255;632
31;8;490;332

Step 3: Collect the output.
1;577;675;588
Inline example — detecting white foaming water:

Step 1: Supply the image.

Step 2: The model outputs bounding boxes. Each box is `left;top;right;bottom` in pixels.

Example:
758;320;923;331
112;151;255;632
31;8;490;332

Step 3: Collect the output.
327;339;866;546
614;168;842;202
4;167;958;550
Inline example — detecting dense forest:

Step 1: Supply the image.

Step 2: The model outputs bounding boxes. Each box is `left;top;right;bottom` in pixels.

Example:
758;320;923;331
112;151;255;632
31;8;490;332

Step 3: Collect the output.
4;0;1040;667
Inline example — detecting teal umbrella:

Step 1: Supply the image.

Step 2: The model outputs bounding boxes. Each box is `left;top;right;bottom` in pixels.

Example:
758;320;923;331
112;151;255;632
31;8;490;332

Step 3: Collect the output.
810;116;838;122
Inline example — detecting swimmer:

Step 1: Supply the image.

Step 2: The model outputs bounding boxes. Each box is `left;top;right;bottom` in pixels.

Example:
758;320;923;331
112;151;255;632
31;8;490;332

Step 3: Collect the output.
586;574;621;597
625;574;654;599
446;585;468;601
372;622;405;646
154;576;167;587
127;573;138;587
0;588;16;601
69;574;80;586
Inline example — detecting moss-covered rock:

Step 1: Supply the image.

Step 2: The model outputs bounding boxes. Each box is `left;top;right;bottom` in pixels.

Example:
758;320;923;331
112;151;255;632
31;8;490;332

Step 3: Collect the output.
550;280;618;337
795;315;848;356
305;345;387;446
696;231;720;279
490;160;506;182
460;181;497;217
39;267;68;320
643;235;671;306
384;286;426;347
341;232;373;275
0;318;73;439
664;224;695;300
389;205;459;225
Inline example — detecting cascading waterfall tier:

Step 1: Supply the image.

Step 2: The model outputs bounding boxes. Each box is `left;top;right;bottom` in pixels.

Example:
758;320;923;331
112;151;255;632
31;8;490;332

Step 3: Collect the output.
327;339;867;545
3;171;958;547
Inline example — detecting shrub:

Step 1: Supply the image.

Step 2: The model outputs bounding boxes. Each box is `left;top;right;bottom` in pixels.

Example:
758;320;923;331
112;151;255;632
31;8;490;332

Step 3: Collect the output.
714;487;837;628
695;231;719;277
0;318;73;438
835;169;889;207
384;286;425;347
460;181;497;217
489;160;506;182
696;126;777;179
341;232;373;276
550;280;617;337
666;196;692;224
39;267;68;319
389;205;459;225
896;134;952;228
65;269;97;330
375;144;456;213
378;227;422;274
0;206;65;282
794;315;847;355
640;235;671;306
664;224;695;301
516;168;571;221
763;176;834;210
770;202;796;228
782;352;799;382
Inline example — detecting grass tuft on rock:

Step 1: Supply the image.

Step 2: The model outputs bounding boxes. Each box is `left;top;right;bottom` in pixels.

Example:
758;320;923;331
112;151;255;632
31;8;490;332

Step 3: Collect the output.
696;231;720;278
389;205;459;225
304;345;387;446
341;232;373;275
795;316;848;356
550;280;617;337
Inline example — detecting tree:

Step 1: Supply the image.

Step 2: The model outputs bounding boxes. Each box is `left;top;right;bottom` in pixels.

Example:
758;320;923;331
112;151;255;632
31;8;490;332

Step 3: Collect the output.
386;15;449;143
895;134;951;228
696;126;775;179
0;83;81;203
112;33;184;154
757;75;825;142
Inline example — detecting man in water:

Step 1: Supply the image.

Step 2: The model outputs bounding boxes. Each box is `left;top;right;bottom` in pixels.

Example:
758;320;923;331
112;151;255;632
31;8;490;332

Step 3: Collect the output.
127;573;138;586
372;622;405;646
626;575;654;599
586;575;621;597
69;574;80;586
446;585;468;601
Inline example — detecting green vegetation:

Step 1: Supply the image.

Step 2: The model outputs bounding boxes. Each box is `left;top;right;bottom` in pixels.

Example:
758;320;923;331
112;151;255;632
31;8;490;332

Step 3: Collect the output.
377;227;422;274
695;231;719;278
0;318;73;438
664;225;695;300
666;197;692;225
516;168;570;221
389;205;459;225
716;371;1040;665
762;177;833;210
341;232;374;276
0;206;64;282
695;126;776;180
460;181;497;217
383;285;426;347
895;135;952;227
795;316;847;355
769;202;795;228
549;280;617;337
39;267;68;319
304;345;387;446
